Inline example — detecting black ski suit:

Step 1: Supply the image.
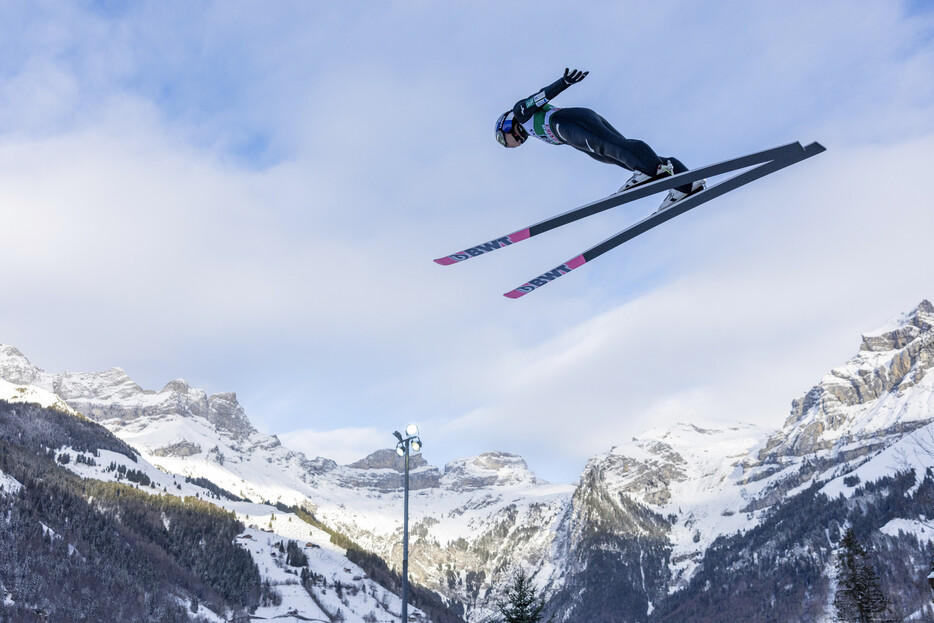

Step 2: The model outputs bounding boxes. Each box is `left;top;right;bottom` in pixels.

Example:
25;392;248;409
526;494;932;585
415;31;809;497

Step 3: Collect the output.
510;74;692;192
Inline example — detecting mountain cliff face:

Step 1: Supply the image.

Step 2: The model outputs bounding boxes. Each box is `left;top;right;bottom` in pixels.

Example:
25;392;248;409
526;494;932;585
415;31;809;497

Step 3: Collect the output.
545;300;934;622
0;346;255;441
2;300;934;622
759;300;934;460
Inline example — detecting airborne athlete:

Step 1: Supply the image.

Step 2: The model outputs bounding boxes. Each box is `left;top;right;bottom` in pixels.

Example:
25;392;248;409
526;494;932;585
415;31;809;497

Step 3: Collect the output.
437;69;825;298
494;68;706;212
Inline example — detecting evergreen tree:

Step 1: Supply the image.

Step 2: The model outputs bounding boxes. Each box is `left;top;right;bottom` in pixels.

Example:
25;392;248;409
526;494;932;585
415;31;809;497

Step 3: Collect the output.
496;570;551;623
833;528;890;622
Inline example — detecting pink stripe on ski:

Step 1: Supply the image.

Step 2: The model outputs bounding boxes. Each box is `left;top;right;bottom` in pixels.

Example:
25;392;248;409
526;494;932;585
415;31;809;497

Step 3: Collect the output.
508;229;531;243
434;256;459;266
566;255;586;269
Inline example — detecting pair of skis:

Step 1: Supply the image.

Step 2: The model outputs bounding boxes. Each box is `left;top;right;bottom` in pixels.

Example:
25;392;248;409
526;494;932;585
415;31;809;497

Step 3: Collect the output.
434;141;826;298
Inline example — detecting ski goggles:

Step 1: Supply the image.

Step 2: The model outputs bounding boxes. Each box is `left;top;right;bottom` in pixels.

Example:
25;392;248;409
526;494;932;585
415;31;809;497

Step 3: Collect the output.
495;112;516;147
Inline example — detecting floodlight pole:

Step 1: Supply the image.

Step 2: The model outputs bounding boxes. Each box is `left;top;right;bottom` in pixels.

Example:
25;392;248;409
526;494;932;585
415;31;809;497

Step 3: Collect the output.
394;426;422;623
402;444;410;623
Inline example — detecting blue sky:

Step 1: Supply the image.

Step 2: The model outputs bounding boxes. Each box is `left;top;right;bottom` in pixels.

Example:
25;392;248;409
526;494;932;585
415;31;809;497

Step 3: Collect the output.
1;1;933;482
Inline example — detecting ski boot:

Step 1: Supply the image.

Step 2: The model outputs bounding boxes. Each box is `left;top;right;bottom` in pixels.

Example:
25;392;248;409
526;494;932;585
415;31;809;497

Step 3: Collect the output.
619;161;675;193
656;179;706;212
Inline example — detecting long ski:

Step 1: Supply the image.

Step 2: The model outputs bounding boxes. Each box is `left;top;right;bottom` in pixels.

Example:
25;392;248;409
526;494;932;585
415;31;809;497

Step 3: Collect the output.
504;141;826;298
434;142;807;266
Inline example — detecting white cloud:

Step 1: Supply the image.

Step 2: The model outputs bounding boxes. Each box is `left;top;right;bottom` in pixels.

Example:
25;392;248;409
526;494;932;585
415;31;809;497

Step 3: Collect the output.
1;1;932;483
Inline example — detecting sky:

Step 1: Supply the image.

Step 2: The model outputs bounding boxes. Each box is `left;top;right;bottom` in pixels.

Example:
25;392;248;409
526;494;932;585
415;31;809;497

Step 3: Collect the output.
1;1;933;483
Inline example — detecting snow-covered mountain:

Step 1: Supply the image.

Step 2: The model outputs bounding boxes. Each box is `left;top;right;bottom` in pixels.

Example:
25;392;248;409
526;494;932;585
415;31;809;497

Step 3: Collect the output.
544;300;934;621
2;300;934;622
0;396;429;623
761;299;934;460
0;344;574;621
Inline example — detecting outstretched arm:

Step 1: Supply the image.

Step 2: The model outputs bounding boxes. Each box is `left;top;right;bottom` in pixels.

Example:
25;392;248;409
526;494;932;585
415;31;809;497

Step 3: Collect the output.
513;68;588;123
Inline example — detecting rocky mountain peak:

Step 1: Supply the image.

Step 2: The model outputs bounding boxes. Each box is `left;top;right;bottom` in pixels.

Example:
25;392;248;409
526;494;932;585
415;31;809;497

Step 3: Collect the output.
348;448;430;472
0;345;45;386
338;449;441;492
760;300;934;460
0;345;255;441
56;367;144;401
581;422;763;507
441;451;540;491
199;391;255;440
162;378;193;394
860;299;934;352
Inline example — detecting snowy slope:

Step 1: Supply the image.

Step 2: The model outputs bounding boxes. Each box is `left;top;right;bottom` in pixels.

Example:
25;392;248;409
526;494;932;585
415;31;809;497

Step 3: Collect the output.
0;377;76;415
57;443;430;623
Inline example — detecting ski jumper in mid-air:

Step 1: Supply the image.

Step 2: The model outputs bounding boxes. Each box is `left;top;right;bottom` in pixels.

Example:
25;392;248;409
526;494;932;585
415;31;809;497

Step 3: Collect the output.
495;68;705;211
435;68;824;296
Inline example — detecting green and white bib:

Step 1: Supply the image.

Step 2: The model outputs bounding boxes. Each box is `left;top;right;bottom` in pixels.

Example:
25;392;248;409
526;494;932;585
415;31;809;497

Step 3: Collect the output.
520;104;563;145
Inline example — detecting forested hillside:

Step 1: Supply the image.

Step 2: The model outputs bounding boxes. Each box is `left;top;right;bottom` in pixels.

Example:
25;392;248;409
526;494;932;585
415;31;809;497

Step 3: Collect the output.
651;470;934;622
0;401;265;622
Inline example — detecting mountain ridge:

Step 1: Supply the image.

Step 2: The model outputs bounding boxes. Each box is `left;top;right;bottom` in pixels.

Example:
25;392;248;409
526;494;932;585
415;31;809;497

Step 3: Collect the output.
2;299;934;621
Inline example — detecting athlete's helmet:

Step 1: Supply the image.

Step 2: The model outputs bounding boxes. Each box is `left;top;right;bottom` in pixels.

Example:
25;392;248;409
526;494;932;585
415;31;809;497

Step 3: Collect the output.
495;111;527;148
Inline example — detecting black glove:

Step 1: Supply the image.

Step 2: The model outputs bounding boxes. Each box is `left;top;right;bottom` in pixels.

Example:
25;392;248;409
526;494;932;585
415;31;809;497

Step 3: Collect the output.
563;68;588;85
